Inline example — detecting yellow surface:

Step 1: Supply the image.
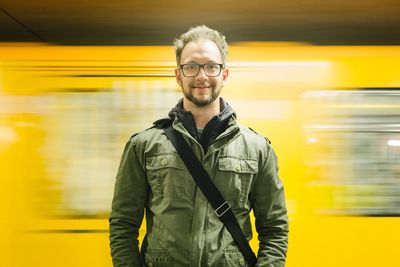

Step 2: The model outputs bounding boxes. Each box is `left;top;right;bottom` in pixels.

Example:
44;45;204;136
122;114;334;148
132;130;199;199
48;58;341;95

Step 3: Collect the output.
1;43;400;266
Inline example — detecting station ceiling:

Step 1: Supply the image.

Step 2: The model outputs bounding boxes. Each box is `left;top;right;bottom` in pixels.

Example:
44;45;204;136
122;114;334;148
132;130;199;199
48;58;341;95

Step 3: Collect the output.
1;0;400;45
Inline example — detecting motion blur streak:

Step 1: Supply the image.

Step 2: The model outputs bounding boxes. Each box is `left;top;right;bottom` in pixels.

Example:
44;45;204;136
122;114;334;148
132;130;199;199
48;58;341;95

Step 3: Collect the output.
1;43;400;267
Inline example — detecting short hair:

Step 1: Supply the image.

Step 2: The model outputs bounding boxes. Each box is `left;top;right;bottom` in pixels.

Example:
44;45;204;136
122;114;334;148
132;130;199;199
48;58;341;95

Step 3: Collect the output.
173;25;228;66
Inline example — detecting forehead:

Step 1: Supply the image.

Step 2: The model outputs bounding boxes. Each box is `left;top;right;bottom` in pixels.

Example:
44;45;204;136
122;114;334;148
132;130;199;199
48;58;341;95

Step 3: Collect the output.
180;40;223;64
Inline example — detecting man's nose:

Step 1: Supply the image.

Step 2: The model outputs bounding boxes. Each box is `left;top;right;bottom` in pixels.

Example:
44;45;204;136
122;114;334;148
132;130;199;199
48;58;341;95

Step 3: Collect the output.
196;66;208;79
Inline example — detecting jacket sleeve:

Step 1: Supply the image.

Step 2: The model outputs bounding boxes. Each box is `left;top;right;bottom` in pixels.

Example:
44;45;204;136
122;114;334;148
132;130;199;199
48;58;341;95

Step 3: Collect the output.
109;137;147;267
250;145;289;267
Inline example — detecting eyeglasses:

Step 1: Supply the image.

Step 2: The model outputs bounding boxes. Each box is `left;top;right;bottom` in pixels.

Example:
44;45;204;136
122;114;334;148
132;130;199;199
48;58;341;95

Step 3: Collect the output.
179;63;224;77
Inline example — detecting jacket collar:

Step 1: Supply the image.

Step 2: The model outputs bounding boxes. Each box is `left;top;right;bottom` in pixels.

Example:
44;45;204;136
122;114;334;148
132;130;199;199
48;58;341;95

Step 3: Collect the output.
168;98;237;151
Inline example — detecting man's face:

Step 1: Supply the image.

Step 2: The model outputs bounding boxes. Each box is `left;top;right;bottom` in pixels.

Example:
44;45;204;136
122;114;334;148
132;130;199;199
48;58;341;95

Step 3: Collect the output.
175;40;229;107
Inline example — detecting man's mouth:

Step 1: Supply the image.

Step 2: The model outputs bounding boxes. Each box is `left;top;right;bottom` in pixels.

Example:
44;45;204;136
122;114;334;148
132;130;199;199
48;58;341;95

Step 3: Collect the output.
192;85;211;89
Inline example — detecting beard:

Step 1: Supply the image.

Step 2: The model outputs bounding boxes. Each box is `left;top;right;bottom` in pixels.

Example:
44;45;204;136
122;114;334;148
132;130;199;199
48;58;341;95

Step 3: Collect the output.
183;85;221;107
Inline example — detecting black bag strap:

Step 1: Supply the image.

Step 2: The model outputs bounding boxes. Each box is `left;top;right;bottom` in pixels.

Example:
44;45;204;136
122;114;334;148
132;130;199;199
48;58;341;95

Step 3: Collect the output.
163;126;257;267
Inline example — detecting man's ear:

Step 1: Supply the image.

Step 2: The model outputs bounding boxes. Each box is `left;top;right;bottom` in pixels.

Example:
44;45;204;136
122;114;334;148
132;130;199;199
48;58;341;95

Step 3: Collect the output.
222;68;229;87
175;68;182;87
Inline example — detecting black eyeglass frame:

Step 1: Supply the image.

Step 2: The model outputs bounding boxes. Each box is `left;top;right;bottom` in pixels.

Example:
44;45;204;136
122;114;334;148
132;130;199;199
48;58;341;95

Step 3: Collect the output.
179;63;225;77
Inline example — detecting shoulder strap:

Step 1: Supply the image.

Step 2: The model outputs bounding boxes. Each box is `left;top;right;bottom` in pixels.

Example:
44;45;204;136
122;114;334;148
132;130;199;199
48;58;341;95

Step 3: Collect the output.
163;126;257;267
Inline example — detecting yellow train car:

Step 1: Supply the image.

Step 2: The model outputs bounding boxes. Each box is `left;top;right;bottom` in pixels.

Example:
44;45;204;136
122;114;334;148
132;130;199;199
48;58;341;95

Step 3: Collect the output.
1;43;399;267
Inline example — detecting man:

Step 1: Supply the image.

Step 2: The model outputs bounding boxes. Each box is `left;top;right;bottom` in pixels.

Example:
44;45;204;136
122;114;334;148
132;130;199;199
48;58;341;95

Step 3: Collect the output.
109;25;289;267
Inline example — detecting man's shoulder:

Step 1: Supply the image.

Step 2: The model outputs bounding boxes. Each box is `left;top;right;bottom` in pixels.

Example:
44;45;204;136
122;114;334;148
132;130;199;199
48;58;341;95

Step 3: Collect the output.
152;117;173;129
238;125;272;148
129;117;172;142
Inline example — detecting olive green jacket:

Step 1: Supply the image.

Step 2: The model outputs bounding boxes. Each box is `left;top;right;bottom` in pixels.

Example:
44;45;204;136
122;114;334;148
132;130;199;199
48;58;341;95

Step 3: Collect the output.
109;116;289;267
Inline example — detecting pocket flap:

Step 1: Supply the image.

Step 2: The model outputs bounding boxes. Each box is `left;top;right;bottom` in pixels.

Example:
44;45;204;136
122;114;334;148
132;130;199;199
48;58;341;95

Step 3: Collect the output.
218;157;258;174
146;153;184;170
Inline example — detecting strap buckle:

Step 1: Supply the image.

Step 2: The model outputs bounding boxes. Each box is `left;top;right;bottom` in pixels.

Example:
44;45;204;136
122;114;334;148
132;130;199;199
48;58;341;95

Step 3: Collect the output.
215;201;231;218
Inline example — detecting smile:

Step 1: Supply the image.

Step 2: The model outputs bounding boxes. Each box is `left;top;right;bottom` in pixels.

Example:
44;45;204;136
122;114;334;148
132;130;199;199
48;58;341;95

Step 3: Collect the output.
193;86;211;89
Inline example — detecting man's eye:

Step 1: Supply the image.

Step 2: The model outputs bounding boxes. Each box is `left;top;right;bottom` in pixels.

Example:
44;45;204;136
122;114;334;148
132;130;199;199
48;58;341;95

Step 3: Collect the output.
207;64;218;69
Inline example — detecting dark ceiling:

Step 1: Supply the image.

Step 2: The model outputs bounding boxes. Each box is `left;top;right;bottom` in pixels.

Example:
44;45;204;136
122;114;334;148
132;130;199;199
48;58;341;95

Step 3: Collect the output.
1;0;400;45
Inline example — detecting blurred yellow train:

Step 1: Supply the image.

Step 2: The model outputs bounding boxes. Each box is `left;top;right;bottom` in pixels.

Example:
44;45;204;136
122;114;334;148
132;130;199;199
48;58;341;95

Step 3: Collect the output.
1;43;400;267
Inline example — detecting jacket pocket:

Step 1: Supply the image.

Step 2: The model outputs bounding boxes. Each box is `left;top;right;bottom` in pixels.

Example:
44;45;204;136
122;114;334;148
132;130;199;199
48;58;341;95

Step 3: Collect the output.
144;249;172;267
217;156;258;204
222;247;248;267
146;153;194;200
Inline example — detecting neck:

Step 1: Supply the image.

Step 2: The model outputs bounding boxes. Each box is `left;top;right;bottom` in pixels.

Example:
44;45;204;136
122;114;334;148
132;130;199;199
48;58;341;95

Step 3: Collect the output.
183;98;220;129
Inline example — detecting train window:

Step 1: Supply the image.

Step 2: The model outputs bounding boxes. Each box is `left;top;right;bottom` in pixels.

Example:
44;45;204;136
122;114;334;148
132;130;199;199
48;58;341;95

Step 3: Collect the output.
42;79;179;217
302;89;400;216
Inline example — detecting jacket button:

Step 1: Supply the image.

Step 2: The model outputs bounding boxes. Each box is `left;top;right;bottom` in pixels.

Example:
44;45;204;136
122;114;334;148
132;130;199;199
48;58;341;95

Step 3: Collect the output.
239;258;245;266
235;164;241;171
161;158;168;166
